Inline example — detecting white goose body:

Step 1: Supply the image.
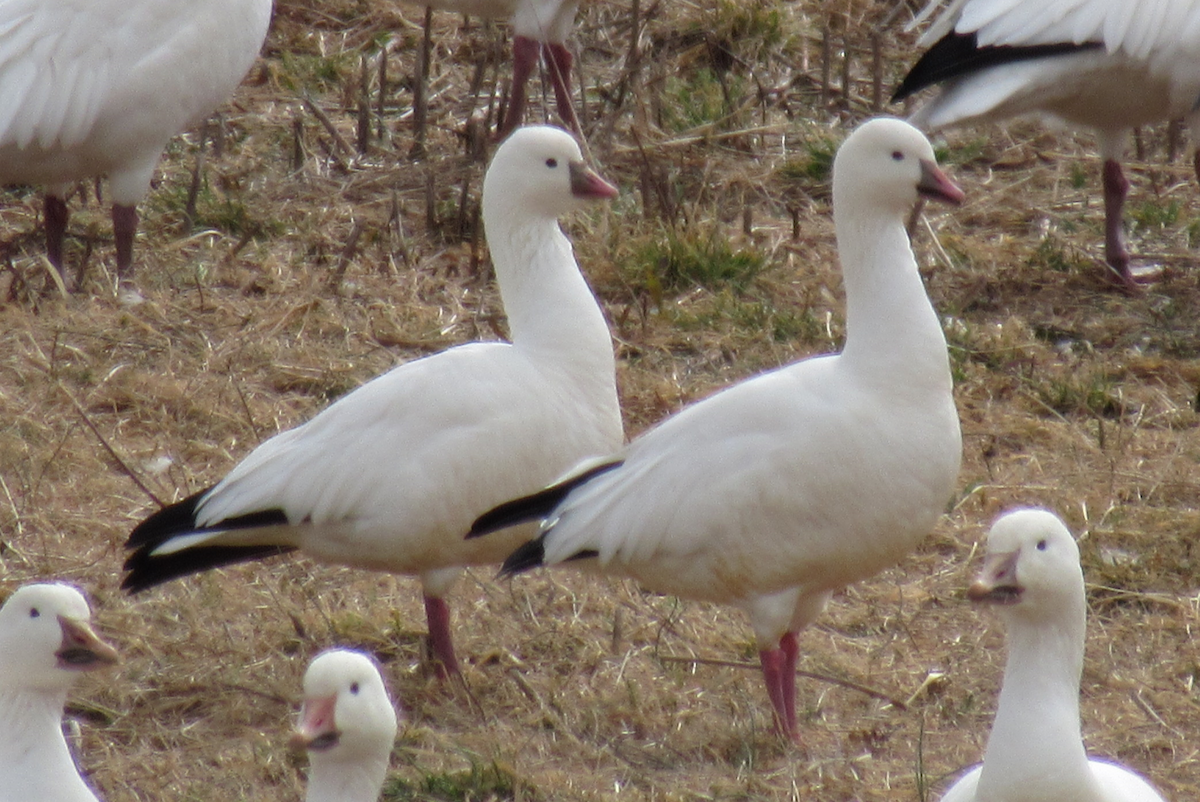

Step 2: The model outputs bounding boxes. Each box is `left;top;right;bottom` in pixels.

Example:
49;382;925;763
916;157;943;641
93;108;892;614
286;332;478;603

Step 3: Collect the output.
0;583;120;802
293;649;399;802
0;0;273;281
894;0;1200;290
474;117;964;740
123;125;623;677
939;509;1165;802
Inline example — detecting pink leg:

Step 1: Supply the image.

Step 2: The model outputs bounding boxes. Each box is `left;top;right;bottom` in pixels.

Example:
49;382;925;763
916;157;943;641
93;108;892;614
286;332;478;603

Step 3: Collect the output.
543;42;581;135
759;639;799;742
45;195;69;275
423;594;461;679
779;631;799;737
498;35;540;138
112;203;139;279
1101;159;1137;292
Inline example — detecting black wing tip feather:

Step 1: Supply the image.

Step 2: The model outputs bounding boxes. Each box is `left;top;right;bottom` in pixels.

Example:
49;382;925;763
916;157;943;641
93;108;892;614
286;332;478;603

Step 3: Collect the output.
121;544;296;594
123;488;294;594
498;538;547;577
468;459;626;540
892;30;1103;103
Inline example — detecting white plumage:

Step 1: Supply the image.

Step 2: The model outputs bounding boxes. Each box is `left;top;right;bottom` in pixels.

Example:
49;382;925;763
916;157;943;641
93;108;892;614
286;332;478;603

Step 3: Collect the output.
0;0;273;286
939;508;1166;802
0;583;120;802
407;0;580;135
893;0;1200;290
123;125;623;679
472;117;964;741
292;649;399;802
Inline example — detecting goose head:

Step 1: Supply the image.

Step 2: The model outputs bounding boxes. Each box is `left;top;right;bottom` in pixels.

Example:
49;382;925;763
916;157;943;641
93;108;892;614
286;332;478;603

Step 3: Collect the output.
832;117;964;217
484;126;617;221
291;649;399;766
969;508;1084;624
0;583;118;694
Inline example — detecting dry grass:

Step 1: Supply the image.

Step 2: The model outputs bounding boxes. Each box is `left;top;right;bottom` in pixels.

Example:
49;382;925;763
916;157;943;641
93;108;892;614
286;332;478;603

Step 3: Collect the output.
1;0;1199;799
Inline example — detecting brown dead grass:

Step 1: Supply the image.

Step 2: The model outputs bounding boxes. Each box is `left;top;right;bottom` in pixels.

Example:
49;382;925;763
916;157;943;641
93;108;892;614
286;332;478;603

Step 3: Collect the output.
1;0;1199;800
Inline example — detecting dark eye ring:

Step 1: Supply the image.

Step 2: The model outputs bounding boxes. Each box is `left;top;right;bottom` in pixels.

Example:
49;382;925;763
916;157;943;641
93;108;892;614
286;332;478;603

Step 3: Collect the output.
29;607;39;618
891;151;904;161
350;682;360;695
545;158;558;168
1036;539;1047;551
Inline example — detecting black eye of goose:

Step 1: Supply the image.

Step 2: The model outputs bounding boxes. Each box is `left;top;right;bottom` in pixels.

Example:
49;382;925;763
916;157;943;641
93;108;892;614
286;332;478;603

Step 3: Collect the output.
545;158;558;168
29;607;40;619
891;151;904;161
350;682;360;695
1036;539;1047;551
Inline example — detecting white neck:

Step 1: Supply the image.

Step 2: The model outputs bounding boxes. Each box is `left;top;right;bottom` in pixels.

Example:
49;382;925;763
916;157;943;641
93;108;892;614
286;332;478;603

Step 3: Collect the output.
306;755;390;802
484;203;614;371
834;207;952;398
0;688;99;802
482;201;618;425
976;602;1101;798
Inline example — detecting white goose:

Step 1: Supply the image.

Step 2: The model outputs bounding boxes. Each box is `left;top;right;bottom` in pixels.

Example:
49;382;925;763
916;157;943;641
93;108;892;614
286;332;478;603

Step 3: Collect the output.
292;649;399;802
122;125;623;678
411;0;580;136
471;117;964;742
0;0;273;287
892;0;1200;291
939;508;1166;802
0;582;120;802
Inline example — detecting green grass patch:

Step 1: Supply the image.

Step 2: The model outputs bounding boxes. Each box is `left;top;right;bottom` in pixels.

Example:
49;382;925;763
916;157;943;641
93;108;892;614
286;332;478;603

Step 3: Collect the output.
384;762;536;802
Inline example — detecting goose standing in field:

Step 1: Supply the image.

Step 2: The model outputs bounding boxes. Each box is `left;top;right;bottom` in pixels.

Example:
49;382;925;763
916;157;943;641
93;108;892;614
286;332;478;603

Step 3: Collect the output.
122;125;623;679
292;649;399;802
0;583;120;802
892;0;1200;292
0;0;273;289
938;508;1166;802
471;117;964;742
410;0;580;136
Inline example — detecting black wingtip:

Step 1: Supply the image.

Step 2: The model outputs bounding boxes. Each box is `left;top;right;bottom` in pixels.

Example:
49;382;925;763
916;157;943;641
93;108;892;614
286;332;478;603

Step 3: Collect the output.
498;537;547;577
892;31;1102;103
468;459;625;540
121;544;295;594
122;488;293;594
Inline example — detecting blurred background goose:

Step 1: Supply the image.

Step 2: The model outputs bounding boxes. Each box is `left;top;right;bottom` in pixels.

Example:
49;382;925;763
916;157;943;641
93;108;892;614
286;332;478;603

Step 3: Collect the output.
472;117;964;742
0;0;273;290
409;0;580;136
122;126;623;679
893;0;1200;291
939;508;1166;801
0;582;119;802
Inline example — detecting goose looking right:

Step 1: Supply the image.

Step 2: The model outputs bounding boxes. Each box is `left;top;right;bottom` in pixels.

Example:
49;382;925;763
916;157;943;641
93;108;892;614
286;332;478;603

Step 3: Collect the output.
471;117;964;742
938;508;1166;802
292;649;399;802
0;582;120;802
121;125;623;680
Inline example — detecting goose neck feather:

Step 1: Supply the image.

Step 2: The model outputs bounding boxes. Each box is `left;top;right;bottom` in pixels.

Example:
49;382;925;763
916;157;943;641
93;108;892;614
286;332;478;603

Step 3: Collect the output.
834;210;952;394
485;211;615;376
0;688;99;802
305;759;391;802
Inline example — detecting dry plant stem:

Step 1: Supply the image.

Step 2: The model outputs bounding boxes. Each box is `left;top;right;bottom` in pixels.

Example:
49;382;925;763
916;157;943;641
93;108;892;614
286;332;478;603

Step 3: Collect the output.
411;6;433;159
657;654;908;710
302;93;353;158
60;385;162;507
